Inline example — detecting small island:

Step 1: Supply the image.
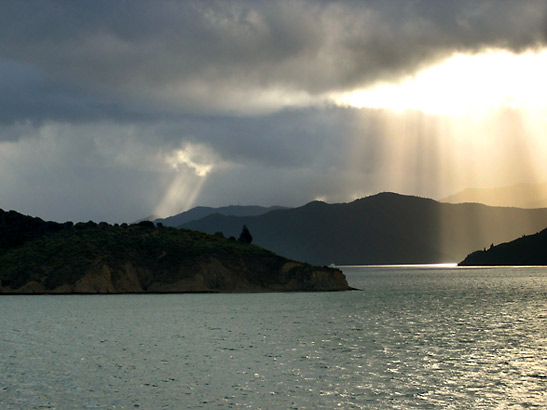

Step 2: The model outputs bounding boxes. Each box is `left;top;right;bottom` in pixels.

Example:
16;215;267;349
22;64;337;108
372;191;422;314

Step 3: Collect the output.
0;209;353;294
459;227;547;266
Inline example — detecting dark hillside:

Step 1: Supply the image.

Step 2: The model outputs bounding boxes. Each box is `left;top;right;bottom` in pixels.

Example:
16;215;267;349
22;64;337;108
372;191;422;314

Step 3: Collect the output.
0;209;351;294
459;228;547;266
0;209;66;251
183;193;547;265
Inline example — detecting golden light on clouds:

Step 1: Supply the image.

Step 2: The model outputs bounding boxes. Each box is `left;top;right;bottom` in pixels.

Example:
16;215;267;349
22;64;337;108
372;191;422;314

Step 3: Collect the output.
155;143;222;217
335;48;547;117
165;143;216;177
334;48;547;206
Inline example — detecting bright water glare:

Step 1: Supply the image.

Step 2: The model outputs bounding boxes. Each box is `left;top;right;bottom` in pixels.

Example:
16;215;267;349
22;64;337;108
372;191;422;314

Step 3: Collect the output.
1;266;546;409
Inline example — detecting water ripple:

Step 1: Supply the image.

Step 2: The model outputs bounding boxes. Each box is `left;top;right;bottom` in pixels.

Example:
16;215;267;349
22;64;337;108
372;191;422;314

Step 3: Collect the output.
0;266;546;409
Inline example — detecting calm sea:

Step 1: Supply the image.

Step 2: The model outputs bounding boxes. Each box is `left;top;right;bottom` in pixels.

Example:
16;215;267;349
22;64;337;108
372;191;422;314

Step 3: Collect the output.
1;266;546;409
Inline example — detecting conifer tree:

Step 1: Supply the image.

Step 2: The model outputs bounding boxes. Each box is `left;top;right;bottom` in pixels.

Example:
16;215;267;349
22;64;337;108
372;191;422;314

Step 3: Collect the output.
238;225;253;244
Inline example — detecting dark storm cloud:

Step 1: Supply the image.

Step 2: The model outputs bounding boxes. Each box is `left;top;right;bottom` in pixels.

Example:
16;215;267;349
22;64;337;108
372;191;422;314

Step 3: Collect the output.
1;0;546;120
0;58;183;130
0;61;126;128
152;108;359;168
1;0;546;222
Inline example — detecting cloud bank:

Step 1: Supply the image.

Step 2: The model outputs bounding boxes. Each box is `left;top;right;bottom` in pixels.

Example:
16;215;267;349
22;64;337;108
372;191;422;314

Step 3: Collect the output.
1;0;546;222
2;0;546;120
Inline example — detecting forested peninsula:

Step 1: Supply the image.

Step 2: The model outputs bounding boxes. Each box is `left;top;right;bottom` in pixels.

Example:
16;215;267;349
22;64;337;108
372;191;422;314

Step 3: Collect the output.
459;227;547;266
0;209;352;294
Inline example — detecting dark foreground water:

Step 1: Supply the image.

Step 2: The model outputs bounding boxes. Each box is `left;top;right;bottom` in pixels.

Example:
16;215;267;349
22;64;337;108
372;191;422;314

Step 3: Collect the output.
1;266;546;409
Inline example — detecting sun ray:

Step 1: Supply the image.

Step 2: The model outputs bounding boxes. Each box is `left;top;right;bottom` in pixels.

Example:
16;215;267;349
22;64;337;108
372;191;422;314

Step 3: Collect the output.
154;174;207;219
154;143;222;218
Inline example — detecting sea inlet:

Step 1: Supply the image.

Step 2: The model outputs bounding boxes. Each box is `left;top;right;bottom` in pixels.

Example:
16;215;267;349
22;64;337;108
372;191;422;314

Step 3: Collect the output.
1;265;546;409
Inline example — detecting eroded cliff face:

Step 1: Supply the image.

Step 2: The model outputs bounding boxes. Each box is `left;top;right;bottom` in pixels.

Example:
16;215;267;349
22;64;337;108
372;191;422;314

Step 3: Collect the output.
0;258;353;294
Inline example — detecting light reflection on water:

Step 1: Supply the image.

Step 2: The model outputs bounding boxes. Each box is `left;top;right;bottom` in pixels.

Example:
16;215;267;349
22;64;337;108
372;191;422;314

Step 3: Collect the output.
0;266;546;409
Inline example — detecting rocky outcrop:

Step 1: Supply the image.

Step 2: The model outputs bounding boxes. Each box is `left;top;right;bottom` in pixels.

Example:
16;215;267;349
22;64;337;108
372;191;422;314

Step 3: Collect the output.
0;259;352;294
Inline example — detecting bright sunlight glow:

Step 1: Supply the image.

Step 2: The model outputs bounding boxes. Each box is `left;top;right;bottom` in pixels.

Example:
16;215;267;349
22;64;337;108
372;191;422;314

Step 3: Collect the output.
335;48;547;116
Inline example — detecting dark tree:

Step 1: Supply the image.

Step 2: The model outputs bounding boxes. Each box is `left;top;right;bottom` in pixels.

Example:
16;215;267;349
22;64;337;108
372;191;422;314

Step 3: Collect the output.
136;220;155;228
238;225;253;244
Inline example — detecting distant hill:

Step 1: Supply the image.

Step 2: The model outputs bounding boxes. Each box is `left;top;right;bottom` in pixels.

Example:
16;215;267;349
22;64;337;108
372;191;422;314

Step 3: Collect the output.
182;192;547;265
0;209;351;294
440;182;547;208
459;228;547;266
155;205;289;227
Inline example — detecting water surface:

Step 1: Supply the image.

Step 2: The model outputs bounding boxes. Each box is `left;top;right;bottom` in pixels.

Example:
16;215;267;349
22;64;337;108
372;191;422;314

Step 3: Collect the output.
1;266;546;409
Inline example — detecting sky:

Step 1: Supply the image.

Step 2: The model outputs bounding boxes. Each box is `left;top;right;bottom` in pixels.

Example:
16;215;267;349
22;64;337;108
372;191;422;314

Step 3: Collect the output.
1;0;547;223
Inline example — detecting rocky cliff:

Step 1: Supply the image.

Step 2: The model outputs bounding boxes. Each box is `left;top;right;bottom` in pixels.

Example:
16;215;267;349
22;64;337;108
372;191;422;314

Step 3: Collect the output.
0;210;353;294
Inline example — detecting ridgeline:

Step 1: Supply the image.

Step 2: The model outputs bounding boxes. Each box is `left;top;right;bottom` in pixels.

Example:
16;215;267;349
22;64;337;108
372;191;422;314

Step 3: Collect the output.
155;205;289;227
0;209;352;294
181;192;547;265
